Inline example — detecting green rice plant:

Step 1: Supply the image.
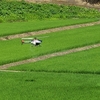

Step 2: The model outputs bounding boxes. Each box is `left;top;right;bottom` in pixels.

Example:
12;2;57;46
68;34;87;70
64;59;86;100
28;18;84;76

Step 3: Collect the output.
0;24;100;65
0;71;100;100
9;47;100;74
0;18;98;37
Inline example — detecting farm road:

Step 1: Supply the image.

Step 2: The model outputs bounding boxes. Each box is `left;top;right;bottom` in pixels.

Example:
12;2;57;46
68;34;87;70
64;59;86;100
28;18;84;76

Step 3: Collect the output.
0;21;100;40
0;43;100;70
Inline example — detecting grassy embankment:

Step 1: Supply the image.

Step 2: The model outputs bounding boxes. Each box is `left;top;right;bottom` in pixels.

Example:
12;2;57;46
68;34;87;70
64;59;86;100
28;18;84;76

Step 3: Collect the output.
0;1;100;22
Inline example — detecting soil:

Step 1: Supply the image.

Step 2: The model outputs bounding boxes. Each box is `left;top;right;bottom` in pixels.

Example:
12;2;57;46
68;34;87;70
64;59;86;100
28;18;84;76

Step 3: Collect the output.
25;0;100;10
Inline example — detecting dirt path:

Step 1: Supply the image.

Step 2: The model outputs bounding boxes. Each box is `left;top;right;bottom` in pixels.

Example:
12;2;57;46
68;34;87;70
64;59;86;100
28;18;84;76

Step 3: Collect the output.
0;21;100;40
0;43;100;70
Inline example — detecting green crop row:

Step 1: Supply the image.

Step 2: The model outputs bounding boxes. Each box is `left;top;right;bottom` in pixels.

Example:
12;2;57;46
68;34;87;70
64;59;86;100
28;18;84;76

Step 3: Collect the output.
0;24;100;65
0;18;99;37
0;1;100;22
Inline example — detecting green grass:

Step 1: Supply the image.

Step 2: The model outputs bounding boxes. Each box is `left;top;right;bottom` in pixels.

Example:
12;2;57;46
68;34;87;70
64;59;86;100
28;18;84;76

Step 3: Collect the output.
0;18;99;37
9;47;100;74
0;71;100;100
0;24;100;65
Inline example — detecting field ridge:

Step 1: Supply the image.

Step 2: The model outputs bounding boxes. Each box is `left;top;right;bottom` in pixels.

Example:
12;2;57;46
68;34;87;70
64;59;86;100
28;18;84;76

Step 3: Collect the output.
1;69;100;75
0;20;100;40
0;43;100;70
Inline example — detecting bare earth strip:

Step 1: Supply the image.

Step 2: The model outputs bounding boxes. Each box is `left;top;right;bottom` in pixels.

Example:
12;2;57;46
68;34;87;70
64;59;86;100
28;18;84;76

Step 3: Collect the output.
0;70;23;73
0;43;100;70
0;21;100;40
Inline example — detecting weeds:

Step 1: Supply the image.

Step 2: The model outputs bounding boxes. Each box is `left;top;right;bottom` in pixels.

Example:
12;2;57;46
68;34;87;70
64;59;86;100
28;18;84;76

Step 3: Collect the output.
0;1;100;22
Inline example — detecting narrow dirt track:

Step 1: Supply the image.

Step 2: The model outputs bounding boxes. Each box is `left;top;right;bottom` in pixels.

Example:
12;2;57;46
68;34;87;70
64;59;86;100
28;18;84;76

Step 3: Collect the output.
0;21;100;40
0;43;100;70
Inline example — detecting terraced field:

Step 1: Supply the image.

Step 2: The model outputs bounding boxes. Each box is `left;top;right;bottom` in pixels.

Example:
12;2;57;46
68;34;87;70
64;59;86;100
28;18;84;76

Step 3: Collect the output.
0;20;100;65
1;1;100;99
0;19;100;100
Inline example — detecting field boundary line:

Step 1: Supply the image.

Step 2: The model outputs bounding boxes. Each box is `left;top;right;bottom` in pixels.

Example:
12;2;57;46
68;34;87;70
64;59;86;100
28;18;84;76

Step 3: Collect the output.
0;69;100;75
0;21;100;40
0;43;100;70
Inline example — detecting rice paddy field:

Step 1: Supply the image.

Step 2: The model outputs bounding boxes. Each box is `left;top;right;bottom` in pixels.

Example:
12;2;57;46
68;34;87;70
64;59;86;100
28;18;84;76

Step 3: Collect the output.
0;1;100;100
0;18;99;37
0;71;100;100
0;24;100;65
0;21;100;100
9;47;100;74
